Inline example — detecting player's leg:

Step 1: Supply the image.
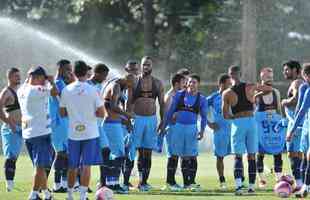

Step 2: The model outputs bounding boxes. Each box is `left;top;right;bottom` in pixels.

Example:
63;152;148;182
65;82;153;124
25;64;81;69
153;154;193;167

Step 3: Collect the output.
257;153;266;188
216;156;227;189
273;153;283;181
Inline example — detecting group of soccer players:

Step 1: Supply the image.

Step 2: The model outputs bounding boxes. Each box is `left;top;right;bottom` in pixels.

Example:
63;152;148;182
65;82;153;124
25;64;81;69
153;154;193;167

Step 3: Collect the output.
1;57;310;199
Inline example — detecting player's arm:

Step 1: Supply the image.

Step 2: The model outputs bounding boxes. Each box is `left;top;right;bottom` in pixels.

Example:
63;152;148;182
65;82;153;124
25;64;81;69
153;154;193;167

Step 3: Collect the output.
59;89;68;117
110;83;132;119
198;97;208;140
205;96;218;131
162;92;179;130
287;88;310;140
274;88;282;115
157;80;165;121
0;90;16;131
282;79;303;107
47;75;59;97
294;83;308;116
222;89;234;119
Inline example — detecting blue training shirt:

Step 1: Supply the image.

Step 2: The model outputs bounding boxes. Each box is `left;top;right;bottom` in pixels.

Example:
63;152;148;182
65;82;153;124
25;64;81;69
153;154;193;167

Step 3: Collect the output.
164;90;208;132
290;85;310;133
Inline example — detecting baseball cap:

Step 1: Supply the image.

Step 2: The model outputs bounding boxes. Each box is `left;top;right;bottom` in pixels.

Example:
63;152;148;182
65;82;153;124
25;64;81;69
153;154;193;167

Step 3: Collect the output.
28;66;48;78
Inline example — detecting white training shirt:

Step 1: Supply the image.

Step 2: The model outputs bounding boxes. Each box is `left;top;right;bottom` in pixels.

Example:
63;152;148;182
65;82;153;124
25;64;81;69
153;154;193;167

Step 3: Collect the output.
17;83;52;139
60;80;104;141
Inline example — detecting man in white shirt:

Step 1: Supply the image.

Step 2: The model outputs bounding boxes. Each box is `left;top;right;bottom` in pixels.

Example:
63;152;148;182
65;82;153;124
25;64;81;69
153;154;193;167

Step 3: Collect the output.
18;66;58;200
60;60;105;200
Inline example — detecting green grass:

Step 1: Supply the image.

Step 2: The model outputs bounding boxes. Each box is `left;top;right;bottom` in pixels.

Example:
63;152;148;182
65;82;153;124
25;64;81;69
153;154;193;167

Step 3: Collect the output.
0;153;294;199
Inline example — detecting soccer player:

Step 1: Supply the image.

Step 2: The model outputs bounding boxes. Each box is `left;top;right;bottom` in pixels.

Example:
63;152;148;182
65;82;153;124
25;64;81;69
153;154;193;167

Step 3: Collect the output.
282;60;304;190
87;63;110;189
206;73;232;190
122;60;139;191
49;59;73;193
161;73;186;191
222;65;272;195
163;74;207;191
18;66;57;200
101;74;133;194
287;63;310;198
0;68;23;192
60;61;104;200
254;68;284;188
131;56;165;191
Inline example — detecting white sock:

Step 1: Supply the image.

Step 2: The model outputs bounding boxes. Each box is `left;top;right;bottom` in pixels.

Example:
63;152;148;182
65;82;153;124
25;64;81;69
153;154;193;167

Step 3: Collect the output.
80;186;88;200
43;189;51;199
68;188;74;199
6;180;14;189
54;182;61;190
235;178;242;188
29;190;39;199
61;180;68;189
297;179;303;187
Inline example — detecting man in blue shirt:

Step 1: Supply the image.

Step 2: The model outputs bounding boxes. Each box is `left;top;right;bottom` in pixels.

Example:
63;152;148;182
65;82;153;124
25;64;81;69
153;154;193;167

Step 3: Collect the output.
207;73;231;190
162;74;207;190
49;59;73;193
288;63;310;198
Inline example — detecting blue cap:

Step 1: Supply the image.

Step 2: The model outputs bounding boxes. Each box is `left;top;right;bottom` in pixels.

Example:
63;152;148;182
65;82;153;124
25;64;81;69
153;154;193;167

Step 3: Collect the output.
28;66;48;78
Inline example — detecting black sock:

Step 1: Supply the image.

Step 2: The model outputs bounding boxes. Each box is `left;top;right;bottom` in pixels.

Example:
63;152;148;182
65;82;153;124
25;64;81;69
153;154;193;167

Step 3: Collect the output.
143;157;152;184
100;148;110;186
248;159;256;184
4;159;16;180
166;157;178;185
123;158;134;186
137;153;144;184
256;155;264;173
189;157;197;184
305;160;310;185
54;170;62;184
234;157;243;180
181;159;190;186
290;157;302;181
274;154;283;173
219;176;226;183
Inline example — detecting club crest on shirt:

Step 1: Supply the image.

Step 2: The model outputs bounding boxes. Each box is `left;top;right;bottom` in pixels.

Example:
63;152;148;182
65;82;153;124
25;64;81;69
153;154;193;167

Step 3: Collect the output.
75;124;86;132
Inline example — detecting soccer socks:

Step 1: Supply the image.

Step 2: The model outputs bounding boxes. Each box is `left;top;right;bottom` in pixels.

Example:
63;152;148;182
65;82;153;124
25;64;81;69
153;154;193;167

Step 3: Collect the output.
189;157;198;184
4;158;16;181
166;157;178;185
100;148;110;186
234;157;243;188
301;156;307;182
181;159;191;186
106;157;123;187
274;154;283;173
305;160;310;186
248;159;256;185
138;152;152;185
290;157;302;186
123;158;134;186
256;155;264;173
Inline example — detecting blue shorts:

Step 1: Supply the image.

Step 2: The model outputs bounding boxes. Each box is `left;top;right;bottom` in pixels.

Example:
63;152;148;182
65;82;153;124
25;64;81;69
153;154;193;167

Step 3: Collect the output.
300;120;309;153
122;126;135;161
99;125;109;149
102;121;125;159
1;124;23;159
132;115;158;150
51;118;68;152
168;123;198;157
25;135;54;168
286;120;302;152
231;117;258;155
68;138;102;168
213;120;231;157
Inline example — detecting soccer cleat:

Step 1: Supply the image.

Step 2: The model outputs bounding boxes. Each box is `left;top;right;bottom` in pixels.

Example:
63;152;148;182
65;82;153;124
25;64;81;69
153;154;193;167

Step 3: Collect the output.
258;179;267;189
53;187;67;193
248;188;255;194
295;185;308;198
219;182;227;190
87;187;92;193
235;187;243;196
190;183;202;192
29;195;43;200
161;183;182;192
138;184;150;192
113;185;129;194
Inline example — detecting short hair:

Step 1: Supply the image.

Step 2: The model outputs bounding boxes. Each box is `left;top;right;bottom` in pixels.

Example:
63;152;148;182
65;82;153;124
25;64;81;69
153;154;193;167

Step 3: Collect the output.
177;68;191;76
302;63;310;76
171;73;185;86
217;73;230;85
57;59;70;68
228;65;241;73
283;60;301;74
126;60;138;66
188;73;200;83
141;56;152;62
6;67;19;78
74;60;88;77
94;63;109;74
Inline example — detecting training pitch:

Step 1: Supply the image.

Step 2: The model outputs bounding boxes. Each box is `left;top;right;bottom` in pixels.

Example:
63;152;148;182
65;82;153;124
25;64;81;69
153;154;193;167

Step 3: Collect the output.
0;153;292;200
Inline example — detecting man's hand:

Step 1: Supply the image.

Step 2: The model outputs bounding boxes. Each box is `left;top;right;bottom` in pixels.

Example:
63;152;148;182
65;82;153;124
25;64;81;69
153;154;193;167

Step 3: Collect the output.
286;132;293;142
197;131;204;140
208;122;218;131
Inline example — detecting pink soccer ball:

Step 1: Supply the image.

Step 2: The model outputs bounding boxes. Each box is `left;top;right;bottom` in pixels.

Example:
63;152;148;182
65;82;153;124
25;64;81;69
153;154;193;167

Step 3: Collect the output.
279;175;294;186
274;181;293;198
95;187;115;200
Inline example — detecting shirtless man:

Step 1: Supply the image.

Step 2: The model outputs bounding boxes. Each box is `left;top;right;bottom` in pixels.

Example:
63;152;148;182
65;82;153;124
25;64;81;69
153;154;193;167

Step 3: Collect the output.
131;56;165;191
222;65;272;195
282;60;304;190
101;75;133;194
0;68;22;192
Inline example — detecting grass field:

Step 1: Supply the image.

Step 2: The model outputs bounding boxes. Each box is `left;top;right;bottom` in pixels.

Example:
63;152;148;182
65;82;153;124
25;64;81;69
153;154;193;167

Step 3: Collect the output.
0;153;294;200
